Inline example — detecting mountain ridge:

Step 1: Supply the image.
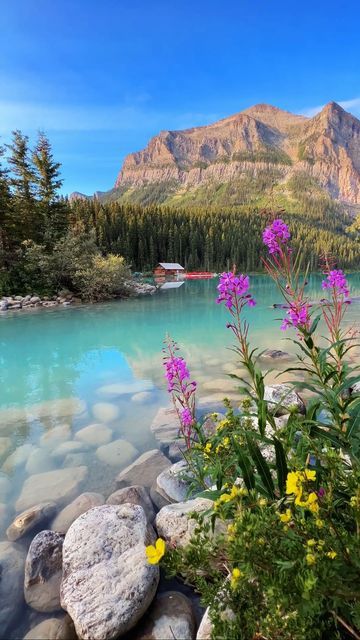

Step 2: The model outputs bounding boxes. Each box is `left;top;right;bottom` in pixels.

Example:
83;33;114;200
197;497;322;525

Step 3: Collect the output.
71;101;360;207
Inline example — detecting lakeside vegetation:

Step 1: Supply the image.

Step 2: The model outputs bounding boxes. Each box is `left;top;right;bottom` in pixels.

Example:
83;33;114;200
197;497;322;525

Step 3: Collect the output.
1;131;360;297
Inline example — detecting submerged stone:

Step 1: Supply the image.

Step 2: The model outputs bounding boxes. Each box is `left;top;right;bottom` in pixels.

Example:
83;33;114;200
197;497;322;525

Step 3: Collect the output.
51;492;105;534
75;423;113;446
6;502;57;542
24;615;77;640
92;402;120;423
16;466;88;511
96;438;138;467
116;449;171;489
131;591;196;640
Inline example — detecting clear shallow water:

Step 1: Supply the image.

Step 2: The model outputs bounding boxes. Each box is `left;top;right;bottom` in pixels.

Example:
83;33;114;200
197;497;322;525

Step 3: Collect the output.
1;275;360;636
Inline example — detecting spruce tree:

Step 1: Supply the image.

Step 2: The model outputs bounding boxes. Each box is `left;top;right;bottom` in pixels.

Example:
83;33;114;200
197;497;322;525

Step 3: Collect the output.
7;130;37;241
32;131;68;245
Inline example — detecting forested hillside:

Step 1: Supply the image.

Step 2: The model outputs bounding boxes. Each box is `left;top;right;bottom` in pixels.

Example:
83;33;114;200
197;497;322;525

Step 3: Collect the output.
1;131;360;297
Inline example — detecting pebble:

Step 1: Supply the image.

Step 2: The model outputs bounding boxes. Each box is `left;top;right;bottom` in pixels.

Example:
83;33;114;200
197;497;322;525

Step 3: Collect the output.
96;438;138;467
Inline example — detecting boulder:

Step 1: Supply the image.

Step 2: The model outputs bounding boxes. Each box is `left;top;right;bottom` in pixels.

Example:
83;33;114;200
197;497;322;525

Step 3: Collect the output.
0;541;26;634
61;504;159;639
16;466;88;511
264;384;305;415
203;378;236;392
75;423;113;447
0;472;11;498
116;449;171;489
167;440;188;462
51;440;87;458
2;443;37;473
150;485;171;511
6;502;57;542
92;402;120;422
97;380;154;397
106;486;155;522
24;530;64;612
25;447;56;474
150;407;180;447
40;423;72;448
131;391;153;404
260;349;292;361
131;591;196;639
51;492;105;534
196;607;213;639
24;615;77;640
156;498;213;547
156;460;192;503
96;438;138;467
63;453;87;467
0;436;12;459
30;296;41;304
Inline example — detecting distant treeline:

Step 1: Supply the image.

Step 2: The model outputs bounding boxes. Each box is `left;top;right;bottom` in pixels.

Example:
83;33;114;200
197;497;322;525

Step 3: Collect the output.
1;131;359;296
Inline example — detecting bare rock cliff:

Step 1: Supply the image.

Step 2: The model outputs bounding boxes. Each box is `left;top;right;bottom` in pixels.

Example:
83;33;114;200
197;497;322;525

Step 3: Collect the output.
115;102;360;205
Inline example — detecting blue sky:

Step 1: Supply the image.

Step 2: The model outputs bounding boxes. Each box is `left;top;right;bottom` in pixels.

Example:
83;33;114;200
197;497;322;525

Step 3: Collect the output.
1;0;359;195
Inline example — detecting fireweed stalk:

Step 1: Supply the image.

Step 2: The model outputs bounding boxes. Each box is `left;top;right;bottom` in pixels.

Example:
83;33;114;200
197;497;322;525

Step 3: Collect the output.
262;218;357;438
162;337;197;448
215;271;274;434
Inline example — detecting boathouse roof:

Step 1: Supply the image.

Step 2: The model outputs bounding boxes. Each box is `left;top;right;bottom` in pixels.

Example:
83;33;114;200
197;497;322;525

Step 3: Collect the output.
157;262;185;270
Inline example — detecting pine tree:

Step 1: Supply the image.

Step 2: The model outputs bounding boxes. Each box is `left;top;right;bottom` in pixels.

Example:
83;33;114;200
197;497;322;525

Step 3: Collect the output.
32;131;67;245
7;130;37;241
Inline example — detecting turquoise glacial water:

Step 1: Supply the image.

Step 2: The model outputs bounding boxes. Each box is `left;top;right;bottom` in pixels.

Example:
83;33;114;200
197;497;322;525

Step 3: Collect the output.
1;274;360;637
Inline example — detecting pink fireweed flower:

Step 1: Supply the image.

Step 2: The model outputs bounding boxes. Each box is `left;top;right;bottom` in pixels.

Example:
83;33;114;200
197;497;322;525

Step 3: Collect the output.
280;303;310;332
181;407;194;427
262;219;290;255
165;356;190;393
216;272;256;309
322;269;350;298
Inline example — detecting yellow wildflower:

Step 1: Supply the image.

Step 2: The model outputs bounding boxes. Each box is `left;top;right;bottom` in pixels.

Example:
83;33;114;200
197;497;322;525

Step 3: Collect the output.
304;469;316;482
350;496;358;508
230;567;242;590
218;493;232;503
317;540;325;548
286;471;302;497
306;553;316;566
227;523;236;537
326;551;337;559
145;538;166;565
279;508;292;523
315;519;324;528
230;485;241;499
258;498;267;508
239;487;248;496
204;442;212;455
307;539;316;547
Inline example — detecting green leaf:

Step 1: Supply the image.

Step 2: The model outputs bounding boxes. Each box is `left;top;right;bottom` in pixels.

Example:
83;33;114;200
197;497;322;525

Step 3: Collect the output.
233;441;256;490
245;433;275;498
273;437;288;495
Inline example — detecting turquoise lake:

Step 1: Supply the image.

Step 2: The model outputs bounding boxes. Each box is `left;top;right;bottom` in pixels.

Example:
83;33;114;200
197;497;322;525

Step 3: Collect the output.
1;274;360;636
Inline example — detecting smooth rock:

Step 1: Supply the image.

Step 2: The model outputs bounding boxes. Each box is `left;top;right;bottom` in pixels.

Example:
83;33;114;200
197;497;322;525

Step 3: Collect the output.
150;485;171;511
2;443;37;473
96;438;138;467
0;541;26;634
31;398;86;420
196;607;213;639
131;391;153;404
63;453;87;467
106;486;155;522
92;402;120;423
260;349;292;361
264;384;305;415
0;436;11;459
26;447;56;474
51;440;87;458
203;378;236;392
51;492;105;534
40;424;71;448
156;498;213;547
167;440;188;462
98;380;154;397
24;615;76;640
150;407;180;446
131;591;196;640
61;504;159;639
156;460;192;503
7;502;57;542
116;449;171;489
16;466;88;511
0;472;11;499
24;530;64;612
75;423;113;447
